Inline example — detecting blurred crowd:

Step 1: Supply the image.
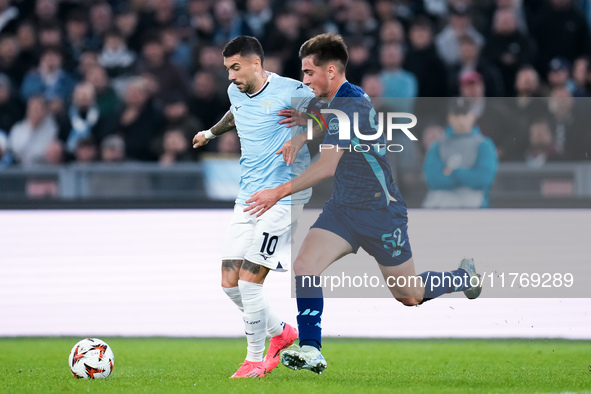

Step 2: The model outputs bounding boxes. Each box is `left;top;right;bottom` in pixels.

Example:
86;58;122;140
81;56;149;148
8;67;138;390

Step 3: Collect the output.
0;0;590;169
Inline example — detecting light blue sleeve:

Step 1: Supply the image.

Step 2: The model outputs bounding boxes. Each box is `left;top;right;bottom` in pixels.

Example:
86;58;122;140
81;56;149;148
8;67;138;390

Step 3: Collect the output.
285;80;314;139
289;84;314;111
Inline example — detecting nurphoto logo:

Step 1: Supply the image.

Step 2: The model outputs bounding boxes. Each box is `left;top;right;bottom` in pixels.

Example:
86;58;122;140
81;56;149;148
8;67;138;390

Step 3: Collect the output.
306;109;419;153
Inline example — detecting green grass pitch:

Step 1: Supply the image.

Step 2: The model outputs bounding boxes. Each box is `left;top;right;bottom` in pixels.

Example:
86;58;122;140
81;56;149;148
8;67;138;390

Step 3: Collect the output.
1;337;590;393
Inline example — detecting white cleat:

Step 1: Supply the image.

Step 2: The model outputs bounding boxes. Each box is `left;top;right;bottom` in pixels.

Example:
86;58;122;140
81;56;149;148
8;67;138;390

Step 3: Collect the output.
281;345;327;374
459;258;482;299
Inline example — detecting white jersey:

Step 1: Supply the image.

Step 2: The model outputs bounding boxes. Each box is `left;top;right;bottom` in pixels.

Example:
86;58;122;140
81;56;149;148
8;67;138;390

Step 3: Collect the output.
228;72;314;205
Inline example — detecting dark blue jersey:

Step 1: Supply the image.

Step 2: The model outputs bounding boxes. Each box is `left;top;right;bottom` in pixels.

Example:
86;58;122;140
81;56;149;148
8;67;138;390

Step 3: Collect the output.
322;82;404;210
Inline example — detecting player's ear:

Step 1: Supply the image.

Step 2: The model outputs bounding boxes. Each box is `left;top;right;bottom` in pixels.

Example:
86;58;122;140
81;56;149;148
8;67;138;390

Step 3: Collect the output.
327;64;336;80
252;56;261;70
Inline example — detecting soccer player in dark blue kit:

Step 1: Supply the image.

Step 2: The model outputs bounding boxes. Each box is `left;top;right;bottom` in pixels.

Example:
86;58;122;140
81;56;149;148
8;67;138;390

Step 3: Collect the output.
245;33;482;374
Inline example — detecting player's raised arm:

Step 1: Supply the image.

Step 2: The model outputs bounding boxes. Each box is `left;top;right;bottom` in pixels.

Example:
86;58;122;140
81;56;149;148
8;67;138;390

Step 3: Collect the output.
275;130;306;167
245;148;343;217
278;108;304;128
192;110;236;148
276;109;326;166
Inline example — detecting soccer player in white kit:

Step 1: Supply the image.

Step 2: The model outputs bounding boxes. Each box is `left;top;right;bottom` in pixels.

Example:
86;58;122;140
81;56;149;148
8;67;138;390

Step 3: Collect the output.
192;36;314;378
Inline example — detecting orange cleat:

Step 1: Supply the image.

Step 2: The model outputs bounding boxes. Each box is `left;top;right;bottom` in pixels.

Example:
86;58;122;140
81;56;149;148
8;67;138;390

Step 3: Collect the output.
230;360;266;378
263;323;298;373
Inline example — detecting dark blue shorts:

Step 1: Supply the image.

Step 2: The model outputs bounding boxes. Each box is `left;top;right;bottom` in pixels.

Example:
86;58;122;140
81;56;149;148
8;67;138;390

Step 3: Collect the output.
311;200;413;266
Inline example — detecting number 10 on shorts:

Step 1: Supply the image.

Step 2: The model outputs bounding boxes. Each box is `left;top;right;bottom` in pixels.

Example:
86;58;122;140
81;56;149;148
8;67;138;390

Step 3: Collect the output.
260;232;278;255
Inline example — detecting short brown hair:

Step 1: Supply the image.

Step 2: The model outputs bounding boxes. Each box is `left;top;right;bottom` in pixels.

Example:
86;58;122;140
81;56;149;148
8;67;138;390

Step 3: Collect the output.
299;33;348;72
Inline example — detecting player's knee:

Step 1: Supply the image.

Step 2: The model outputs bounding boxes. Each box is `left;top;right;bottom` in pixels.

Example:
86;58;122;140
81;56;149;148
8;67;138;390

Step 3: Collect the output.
221;278;238;288
221;259;241;288
293;265;304;277
221;271;239;288
221;272;239;288
292;257;307;276
293;256;319;276
396;297;421;307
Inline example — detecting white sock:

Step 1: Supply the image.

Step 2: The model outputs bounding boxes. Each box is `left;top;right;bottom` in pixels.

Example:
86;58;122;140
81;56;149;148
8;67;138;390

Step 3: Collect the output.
266;306;284;337
238;280;268;362
222;286;244;312
224;286;284;337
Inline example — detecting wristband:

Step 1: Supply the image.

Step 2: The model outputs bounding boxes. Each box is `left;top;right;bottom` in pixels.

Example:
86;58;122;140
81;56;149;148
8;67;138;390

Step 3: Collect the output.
203;129;217;140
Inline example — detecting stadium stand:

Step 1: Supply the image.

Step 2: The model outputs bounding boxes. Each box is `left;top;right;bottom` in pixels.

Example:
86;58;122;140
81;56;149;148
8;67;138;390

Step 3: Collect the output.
0;0;590;208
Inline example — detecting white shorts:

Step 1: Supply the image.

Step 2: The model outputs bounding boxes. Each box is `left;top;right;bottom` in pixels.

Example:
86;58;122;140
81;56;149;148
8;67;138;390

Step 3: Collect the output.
222;204;304;271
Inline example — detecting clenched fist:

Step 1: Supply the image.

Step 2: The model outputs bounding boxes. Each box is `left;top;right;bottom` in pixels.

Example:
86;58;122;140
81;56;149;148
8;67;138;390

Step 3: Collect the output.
192;131;209;148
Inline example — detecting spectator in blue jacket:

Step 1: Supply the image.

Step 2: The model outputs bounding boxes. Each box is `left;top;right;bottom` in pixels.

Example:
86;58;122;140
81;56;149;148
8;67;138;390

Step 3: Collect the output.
423;97;498;208
20;46;76;115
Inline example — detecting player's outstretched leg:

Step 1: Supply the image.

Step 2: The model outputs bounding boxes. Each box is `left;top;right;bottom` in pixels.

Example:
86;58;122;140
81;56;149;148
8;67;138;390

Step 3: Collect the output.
263;322;298;373
281;345;327;374
418;258;482;303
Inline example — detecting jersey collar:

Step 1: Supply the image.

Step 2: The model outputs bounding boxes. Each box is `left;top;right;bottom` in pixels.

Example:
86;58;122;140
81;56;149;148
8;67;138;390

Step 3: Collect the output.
246;72;273;99
328;80;348;106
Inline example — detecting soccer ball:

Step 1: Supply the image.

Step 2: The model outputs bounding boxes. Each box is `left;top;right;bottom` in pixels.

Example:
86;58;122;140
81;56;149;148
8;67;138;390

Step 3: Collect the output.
68;338;115;379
